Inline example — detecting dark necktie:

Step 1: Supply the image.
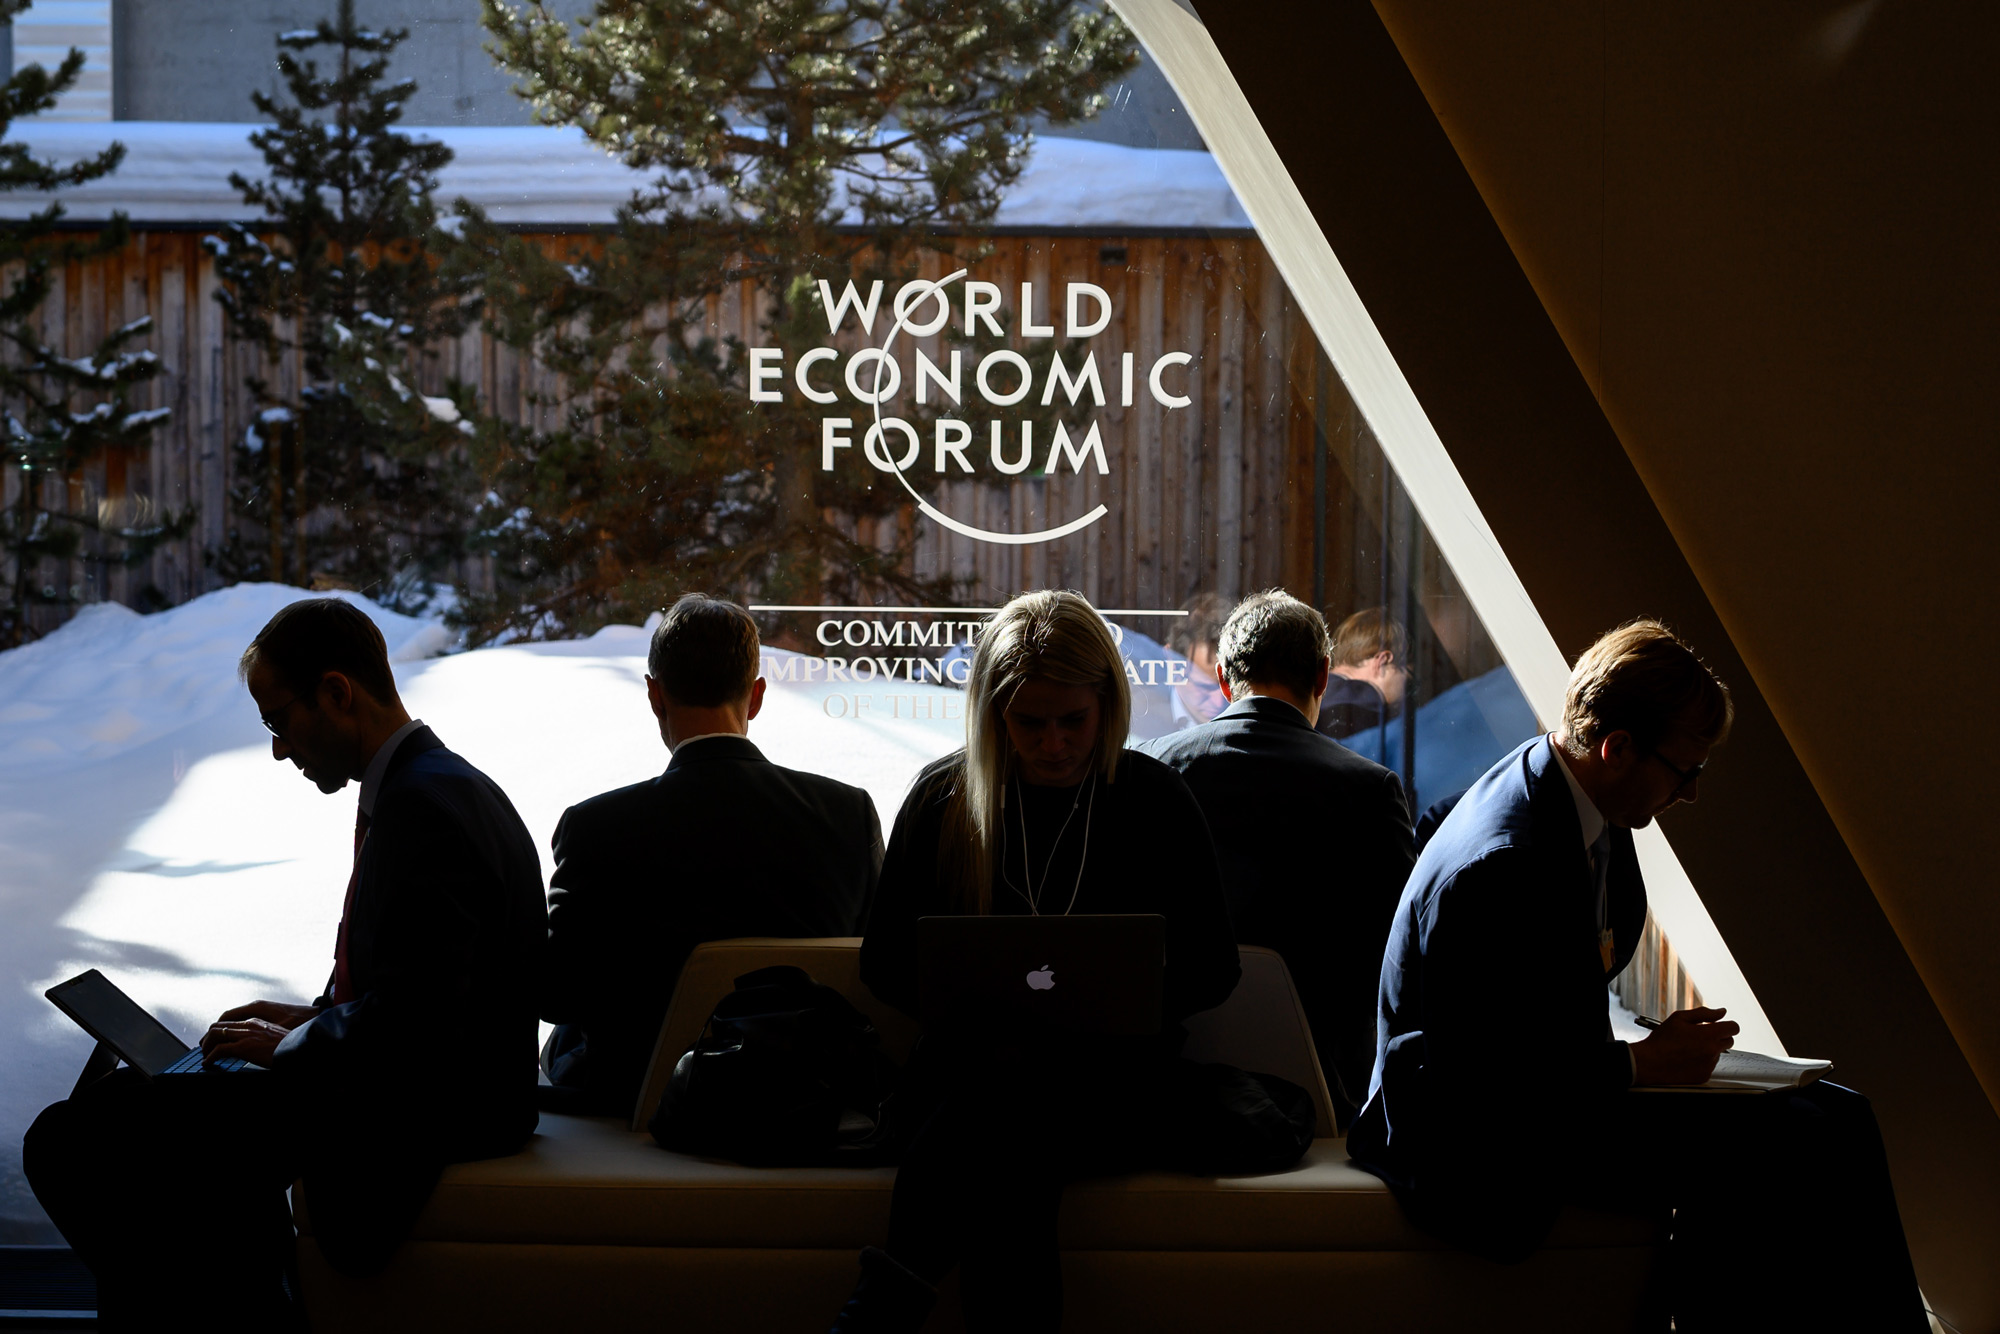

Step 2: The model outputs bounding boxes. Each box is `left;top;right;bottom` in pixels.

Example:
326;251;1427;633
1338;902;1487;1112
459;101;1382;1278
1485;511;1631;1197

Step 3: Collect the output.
332;808;370;1004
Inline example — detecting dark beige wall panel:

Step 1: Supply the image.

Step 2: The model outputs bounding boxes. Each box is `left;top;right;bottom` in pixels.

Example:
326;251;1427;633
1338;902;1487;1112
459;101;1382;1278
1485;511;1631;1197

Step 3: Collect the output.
1190;0;2000;1324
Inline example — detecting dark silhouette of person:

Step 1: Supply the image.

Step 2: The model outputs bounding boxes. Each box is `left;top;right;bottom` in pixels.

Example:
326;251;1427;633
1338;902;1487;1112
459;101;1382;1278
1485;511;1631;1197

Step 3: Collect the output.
1137;589;1414;1127
831;591;1241;1334
541;594;882;1116
25;597;546;1329
1349;618;1926;1331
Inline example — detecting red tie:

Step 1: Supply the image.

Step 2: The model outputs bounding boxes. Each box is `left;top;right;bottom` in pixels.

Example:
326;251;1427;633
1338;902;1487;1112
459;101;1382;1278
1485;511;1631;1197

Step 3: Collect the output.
332;808;370;1004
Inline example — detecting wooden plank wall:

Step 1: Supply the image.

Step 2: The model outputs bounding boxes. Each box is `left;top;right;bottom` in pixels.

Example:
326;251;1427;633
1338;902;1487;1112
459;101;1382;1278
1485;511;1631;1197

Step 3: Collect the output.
2;230;1319;633
883;235;1303;612
2;234;217;624
1613;914;1703;1024
4;228;1710;1014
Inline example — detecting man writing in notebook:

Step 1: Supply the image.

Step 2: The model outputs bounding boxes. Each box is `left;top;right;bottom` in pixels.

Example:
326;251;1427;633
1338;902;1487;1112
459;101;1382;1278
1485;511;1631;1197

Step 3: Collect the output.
1348;619;1926;1332
25;598;546;1329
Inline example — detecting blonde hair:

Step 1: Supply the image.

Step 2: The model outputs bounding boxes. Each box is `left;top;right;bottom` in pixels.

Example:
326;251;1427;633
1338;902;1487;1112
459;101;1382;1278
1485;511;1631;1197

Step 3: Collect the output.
1560;618;1733;758
940;590;1131;913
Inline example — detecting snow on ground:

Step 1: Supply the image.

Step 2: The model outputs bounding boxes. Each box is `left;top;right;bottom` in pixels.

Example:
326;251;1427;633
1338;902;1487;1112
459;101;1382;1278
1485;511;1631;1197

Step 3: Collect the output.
0;585;960;1241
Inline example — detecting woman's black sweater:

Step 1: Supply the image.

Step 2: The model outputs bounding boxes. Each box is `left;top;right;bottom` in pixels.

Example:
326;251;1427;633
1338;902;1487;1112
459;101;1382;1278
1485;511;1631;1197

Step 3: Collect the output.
859;748;1241;1027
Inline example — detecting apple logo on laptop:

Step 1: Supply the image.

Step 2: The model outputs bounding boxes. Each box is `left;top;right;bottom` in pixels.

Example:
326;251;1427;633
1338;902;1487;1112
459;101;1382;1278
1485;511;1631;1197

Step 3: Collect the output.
1026;965;1055;991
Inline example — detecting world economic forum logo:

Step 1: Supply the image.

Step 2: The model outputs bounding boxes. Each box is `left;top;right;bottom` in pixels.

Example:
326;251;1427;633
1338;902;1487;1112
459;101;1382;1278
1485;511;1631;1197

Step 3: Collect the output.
746;269;1196;546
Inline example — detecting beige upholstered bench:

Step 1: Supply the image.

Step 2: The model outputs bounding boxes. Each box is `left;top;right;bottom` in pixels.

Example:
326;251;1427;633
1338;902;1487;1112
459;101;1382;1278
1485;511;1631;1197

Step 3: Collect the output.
298;939;1662;1331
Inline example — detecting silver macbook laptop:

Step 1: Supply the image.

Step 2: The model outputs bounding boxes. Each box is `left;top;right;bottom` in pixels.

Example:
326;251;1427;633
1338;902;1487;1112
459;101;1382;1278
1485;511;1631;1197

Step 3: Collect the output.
917;913;1165;1036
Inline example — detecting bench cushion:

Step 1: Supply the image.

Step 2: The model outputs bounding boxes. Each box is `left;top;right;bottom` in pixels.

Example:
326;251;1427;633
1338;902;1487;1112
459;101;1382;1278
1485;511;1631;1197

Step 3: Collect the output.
302;1113;1659;1253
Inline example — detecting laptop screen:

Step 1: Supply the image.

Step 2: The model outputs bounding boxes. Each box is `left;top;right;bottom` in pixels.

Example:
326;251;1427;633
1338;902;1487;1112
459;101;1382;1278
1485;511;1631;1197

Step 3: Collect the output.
45;970;192;1077
917;914;1165;1036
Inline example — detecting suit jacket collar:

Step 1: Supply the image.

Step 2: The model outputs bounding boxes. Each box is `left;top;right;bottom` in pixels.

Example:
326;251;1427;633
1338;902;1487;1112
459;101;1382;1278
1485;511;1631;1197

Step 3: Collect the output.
1518;734;1644;972
1217;694;1313;730
1520;733;1591;855
665;734;765;772
372;724;443;801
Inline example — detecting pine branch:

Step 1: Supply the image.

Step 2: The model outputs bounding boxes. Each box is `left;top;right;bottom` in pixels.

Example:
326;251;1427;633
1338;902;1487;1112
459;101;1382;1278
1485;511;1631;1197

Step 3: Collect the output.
457;0;1136;639
205;0;484;606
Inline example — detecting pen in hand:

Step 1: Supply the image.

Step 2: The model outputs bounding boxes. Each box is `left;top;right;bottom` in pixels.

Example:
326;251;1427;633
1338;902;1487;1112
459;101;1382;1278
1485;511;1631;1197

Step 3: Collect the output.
1636;1015;1662;1031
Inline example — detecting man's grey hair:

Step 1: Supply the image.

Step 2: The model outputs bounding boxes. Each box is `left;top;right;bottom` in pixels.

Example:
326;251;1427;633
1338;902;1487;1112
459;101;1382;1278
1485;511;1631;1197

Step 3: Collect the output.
1216;590;1330;702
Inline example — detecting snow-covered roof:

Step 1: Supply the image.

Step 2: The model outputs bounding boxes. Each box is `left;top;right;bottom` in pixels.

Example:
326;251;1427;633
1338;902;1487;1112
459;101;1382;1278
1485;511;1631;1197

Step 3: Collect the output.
0;122;1252;231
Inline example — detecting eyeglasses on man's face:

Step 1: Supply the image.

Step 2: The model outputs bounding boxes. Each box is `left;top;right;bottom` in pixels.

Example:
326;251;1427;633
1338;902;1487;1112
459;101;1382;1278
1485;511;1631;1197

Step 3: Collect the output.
1645;748;1706;796
257;672;333;739
259;694;305;739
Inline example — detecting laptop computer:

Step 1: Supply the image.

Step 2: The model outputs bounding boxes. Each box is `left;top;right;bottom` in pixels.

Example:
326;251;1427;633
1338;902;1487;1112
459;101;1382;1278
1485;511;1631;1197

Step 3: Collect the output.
917;913;1165;1036
45;969;255;1080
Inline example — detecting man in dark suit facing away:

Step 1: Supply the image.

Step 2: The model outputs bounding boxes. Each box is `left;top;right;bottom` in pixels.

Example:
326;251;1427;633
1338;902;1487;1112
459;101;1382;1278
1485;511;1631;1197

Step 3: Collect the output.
542;593;884;1116
26;597;547;1329
1348;619;1926;1331
1137;590;1415;1126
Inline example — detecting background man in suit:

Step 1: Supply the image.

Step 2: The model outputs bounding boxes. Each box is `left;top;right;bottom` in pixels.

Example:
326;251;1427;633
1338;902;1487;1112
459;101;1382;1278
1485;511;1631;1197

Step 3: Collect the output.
1349;619;1925;1331
1316;607;1410;742
542;593;883;1116
25;598;547;1328
1138;590;1415;1126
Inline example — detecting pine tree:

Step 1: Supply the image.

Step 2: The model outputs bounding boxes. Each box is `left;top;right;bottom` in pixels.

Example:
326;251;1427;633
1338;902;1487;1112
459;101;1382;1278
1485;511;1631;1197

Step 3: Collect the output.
0;0;184;648
460;0;1137;642
206;0;481;610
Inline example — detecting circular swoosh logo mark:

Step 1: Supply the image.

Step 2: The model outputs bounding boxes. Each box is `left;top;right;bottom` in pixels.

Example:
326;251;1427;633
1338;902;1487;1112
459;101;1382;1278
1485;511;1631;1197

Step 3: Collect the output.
865;268;1109;547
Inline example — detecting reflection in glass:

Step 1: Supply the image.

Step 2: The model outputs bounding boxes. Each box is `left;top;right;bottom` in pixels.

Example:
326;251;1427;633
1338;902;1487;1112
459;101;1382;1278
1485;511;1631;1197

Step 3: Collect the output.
0;0;1556;1248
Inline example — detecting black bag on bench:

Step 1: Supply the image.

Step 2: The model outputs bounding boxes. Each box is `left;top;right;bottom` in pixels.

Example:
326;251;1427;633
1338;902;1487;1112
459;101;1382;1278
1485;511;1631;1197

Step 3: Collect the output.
649;965;897;1166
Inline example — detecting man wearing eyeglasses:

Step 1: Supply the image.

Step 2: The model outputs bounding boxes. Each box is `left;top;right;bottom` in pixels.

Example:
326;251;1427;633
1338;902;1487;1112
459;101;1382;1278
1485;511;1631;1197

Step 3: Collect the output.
1348;618;1926;1331
25;597;547;1327
1315;607;1412;744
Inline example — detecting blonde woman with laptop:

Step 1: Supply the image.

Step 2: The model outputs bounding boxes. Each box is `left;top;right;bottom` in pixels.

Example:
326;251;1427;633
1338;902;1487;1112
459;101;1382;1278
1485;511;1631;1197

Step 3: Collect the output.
830;590;1251;1334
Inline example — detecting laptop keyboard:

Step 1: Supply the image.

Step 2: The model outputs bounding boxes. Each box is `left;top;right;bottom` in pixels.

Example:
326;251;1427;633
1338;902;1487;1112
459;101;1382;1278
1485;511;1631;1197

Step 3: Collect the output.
163;1048;250;1075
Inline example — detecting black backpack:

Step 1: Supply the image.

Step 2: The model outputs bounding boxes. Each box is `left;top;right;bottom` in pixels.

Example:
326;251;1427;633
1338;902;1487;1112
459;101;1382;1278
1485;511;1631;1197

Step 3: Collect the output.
649;965;897;1166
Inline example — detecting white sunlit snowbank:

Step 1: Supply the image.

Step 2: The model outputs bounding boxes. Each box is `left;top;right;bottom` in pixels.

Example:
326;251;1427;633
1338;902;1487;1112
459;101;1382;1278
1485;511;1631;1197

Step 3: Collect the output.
0;584;963;1241
0;581;1543;1243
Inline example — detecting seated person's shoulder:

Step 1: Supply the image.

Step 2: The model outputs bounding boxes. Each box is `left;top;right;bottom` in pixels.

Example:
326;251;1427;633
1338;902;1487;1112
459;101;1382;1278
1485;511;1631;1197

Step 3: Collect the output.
381;744;507;819
559;774;663;827
766;758;879;815
397;739;476;786
1413;838;1541;915
889;752;964;819
911;750;963;795
1303;725;1398;775
1116;746;1198;795
1129;724;1197;763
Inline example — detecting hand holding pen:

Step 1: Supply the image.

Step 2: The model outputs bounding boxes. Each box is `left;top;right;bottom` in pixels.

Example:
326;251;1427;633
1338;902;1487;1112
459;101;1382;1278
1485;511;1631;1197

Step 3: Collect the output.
1631;1007;1739;1085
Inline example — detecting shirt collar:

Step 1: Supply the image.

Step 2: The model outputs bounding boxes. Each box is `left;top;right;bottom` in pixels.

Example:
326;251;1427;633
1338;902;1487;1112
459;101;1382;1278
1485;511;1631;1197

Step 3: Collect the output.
358;719;425;819
1221;693;1313;727
1549;734;1607;850
669;731;743;753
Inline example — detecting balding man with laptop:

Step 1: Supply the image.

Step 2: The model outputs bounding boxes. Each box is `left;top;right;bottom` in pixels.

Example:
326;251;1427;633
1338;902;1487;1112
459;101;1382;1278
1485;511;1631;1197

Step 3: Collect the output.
26;597;547;1329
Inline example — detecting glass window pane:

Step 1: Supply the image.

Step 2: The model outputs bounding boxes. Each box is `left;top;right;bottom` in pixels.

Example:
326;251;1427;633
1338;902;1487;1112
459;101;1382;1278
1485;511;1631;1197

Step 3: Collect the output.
0;0;1568;1246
